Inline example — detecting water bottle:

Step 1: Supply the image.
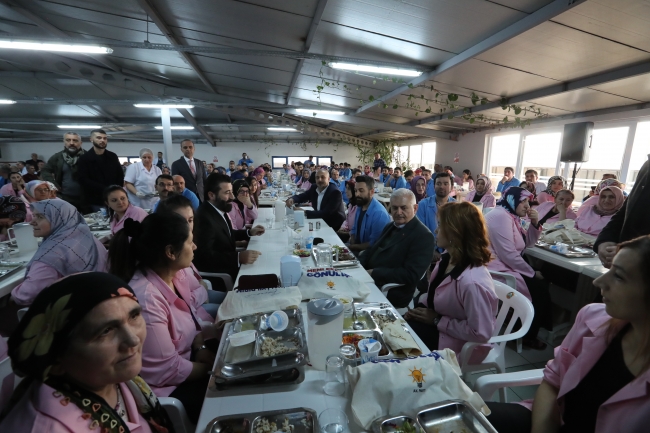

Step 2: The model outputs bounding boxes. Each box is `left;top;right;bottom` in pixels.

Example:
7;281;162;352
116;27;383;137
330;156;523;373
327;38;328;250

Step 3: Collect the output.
306;236;314;250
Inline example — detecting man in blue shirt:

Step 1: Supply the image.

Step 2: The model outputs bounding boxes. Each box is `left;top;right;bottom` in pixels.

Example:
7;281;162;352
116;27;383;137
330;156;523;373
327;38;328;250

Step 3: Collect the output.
385;167;408;190
496;166;520;193
349;175;391;253
238;152;253;166
304;156;315;167
416;172;455;253
173;175;200;210
329;168;347;204
379;166;390;184
226;160;236;175
339;163;351;180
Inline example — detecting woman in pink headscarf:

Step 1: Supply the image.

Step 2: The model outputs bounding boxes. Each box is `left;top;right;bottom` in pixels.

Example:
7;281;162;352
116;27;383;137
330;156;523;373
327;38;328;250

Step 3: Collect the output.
465;175;496;208
577;178;624;217
251;167;267;190
575;186;625;236
410;175;427;203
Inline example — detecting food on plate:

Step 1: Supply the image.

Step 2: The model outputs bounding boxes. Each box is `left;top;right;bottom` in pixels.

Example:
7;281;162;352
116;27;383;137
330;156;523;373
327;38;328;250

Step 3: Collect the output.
253;417;294;433
260;336;300;357
371;311;399;329
332;245;355;261
293;249;311;258
342;334;389;357
386;420;417;433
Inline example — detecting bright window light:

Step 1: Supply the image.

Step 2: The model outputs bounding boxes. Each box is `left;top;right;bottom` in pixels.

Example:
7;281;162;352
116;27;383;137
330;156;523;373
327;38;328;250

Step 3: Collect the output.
154;126;194;130
330;62;422;77
295;109;345;115
268;127;297;131
57;125;102;129
0;99;16;104
0;41;112;54
134;104;194;109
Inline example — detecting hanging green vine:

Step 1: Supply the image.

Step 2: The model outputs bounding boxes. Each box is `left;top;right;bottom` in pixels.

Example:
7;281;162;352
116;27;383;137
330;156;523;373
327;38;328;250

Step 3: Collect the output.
313;61;548;129
354;140;398;165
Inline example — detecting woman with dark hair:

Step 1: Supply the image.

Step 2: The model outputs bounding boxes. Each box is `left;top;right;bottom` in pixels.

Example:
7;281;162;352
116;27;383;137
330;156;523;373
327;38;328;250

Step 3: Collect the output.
455;169;474;190
11;200;107;306
109;213;217;423
486;235;650;433
245;177;260;208
537;175;566;204
0;171;28;199
337;180;357;242
228;179;258;230
405;202;497;360
0;273;174;432
104;185;149;235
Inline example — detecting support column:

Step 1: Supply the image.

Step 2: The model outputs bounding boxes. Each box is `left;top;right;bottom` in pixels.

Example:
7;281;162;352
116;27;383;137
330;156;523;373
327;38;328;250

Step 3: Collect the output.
160;107;174;167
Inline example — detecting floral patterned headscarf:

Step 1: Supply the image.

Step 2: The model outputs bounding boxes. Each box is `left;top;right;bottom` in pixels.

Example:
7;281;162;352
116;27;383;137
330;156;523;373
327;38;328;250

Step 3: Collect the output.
497;186;534;238
542;175;566;196
6;272;174;432
595;178;623;195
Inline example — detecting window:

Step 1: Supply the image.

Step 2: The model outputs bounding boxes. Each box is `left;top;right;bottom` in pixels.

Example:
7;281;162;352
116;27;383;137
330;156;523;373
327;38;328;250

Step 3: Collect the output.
393;143;434;169
488;134;520;184
627;121;650;191
422;142;436;169
273;156;332;169
118;156;141;164
272;157;286;169
521;132;561;183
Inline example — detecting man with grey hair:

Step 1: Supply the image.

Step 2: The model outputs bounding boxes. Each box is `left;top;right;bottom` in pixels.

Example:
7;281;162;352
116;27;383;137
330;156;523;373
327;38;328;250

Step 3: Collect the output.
359;188;434;308
171;138;206;203
41;132;87;211
285;168;346;230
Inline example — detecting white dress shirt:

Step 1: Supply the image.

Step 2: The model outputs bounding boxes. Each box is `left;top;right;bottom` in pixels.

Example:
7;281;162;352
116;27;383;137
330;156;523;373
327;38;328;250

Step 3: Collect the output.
316;186;327;210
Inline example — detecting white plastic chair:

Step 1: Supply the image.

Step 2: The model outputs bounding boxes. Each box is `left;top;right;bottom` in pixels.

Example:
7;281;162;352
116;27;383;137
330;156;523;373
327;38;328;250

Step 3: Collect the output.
198;272;234;291
459;280;534;403
488;270;523;353
380;283;413;315
475;368;544;401
158;396;195;433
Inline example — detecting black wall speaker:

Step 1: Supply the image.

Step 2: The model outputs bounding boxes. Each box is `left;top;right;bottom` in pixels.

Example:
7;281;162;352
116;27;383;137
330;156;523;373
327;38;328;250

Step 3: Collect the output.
561;122;594;163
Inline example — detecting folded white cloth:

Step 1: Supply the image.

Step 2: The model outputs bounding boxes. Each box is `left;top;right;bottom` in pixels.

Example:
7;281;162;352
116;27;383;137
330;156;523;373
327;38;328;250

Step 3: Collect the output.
216;286;302;322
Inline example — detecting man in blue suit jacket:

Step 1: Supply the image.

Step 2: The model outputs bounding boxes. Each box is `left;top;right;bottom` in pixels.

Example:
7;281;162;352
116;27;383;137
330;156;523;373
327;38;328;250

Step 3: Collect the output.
384;167;408;190
286;168;346;230
350;175;391;253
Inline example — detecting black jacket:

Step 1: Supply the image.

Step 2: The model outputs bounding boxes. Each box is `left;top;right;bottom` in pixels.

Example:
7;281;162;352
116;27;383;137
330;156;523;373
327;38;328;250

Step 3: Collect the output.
193;201;250;280
359;216;434;308
76;148;124;206
171;157;206;202
291;183;346;230
595;155;650;250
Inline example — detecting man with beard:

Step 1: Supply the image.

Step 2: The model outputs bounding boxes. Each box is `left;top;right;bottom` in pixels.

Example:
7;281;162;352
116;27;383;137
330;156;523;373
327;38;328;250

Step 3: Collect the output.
193;173;265;280
77;129;124;211
285;168;346;230
41;132;87;210
349;175;391;253
151;174;175;211
416;172;455;251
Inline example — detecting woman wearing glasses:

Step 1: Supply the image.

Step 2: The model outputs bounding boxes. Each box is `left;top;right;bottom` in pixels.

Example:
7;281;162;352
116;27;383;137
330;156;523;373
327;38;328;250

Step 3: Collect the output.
228;179;258;230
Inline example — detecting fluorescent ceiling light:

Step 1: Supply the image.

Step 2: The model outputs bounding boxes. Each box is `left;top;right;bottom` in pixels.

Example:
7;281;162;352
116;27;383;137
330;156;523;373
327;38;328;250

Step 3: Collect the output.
134;104;194;109
295;109;345;115
330;62;422;77
57;125;102;129
0;41;112;54
0;99;16;104
155;126;194;130
268;127;297;132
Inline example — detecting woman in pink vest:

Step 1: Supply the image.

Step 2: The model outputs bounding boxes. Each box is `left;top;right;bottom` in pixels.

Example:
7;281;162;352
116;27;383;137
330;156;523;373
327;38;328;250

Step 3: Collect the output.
465;175;496;208
575;186;625;236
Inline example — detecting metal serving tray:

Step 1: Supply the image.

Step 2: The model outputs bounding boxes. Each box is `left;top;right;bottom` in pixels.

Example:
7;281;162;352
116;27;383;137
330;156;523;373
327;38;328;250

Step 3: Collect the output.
205;408;318;433
0;261;25;279
416;400;497;433
372;415;423;433
212;309;309;384
536;241;597;258
310;248;359;269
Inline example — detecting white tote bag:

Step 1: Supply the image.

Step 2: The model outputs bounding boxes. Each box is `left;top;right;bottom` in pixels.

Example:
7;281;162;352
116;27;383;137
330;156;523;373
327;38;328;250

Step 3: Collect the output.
347;349;490;429
297;267;370;301
215;286;302;323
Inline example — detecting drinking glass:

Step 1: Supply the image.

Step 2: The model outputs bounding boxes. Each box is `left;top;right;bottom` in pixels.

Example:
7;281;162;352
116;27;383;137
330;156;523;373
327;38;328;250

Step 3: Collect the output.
319;408;348;433
315;243;333;267
265;217;274;229
323;355;345;396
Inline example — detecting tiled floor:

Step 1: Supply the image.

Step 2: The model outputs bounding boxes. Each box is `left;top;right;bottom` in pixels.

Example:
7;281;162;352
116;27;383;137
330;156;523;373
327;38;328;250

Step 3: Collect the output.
466;342;557;402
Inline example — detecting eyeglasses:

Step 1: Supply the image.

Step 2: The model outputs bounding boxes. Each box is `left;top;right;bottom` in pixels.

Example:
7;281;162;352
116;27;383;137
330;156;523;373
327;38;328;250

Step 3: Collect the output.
238;190;250;195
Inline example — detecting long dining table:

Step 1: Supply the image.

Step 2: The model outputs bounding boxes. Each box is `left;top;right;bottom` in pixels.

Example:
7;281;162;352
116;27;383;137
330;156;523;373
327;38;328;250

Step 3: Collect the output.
195;208;429;433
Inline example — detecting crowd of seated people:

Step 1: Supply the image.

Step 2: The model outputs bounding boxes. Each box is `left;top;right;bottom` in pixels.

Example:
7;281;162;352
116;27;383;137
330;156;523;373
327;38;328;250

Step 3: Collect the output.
1;138;649;432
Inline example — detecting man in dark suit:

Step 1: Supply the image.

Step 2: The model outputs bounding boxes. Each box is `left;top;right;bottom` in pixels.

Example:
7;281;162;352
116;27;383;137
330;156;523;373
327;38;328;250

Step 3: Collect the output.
193;173;266;280
171;139;206;202
360;189;434;308
285;168;346;230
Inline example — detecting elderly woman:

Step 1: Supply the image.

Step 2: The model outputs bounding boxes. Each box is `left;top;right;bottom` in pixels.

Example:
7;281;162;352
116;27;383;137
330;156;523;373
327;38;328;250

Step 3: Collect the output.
109;212;217;423
11;200;108;306
579;178;625;209
410;175;427;203
532;189;577;226
228;179;258;230
25;180;53;202
0;273;174;432
537;175;566;203
405;202;498;362
465;175;496;208
485;235;650;433
296;168;312;190
485;187;550;349
575;186;625;236
124;148;162;209
104;185;149;235
0;171;28;199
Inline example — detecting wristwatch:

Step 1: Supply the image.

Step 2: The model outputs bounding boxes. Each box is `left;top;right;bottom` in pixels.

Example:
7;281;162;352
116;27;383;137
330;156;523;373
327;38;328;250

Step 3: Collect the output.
194;344;208;353
433;316;441;327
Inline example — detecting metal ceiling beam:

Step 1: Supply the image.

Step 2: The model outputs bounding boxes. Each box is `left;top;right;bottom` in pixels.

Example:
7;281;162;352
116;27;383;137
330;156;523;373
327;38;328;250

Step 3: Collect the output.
353;0;588;115
177;108;216;147
358;129;389;138
135;0;217;93
286;0;329;104
406;60;650;127
206;107;374;147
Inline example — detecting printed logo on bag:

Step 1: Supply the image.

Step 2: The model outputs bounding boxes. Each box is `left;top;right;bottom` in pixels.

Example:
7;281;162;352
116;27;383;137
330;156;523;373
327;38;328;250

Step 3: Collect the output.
305;267;352;279
408;366;426;390
326;281;336;289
